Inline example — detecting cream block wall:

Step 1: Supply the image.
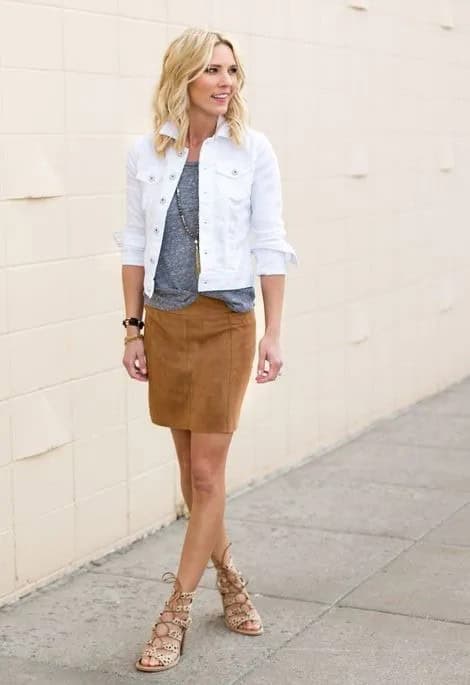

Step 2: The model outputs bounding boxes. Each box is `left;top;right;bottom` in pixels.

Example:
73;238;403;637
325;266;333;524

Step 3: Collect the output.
1;0;470;606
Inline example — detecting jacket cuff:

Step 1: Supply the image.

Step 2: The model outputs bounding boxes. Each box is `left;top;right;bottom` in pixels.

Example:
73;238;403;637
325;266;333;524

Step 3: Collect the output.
121;250;145;266
253;248;289;275
113;229;146;266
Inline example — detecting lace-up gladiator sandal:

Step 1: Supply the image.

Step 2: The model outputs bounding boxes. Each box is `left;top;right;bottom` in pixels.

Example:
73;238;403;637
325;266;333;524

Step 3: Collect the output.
135;571;195;672
211;542;263;636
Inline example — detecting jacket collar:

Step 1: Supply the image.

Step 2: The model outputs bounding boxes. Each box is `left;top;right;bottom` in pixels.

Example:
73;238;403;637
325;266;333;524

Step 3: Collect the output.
158;114;230;140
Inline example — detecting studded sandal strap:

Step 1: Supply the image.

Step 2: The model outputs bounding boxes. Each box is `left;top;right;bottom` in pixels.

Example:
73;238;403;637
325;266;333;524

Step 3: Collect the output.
139;573;195;667
212;544;263;632
225;605;262;630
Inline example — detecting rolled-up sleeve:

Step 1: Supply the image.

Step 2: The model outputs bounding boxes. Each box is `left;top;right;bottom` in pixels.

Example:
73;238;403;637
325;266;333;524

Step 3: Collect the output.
253;249;287;275
113;140;146;265
250;132;299;275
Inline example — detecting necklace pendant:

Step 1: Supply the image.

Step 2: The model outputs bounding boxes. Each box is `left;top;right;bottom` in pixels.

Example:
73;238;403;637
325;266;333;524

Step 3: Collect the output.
195;239;201;274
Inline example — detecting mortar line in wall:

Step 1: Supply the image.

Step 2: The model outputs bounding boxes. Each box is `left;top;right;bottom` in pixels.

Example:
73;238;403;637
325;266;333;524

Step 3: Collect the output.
2;52;468;78
8;458;19;593
2;366;126;402
124;369;130;538
7;1;169;24
3;364;470;425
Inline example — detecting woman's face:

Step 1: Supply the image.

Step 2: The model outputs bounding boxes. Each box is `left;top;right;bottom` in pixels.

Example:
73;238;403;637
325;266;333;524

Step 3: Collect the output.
187;43;239;118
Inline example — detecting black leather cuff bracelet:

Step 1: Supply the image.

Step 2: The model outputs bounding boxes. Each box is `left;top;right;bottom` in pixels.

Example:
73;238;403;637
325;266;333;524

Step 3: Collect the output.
122;317;144;330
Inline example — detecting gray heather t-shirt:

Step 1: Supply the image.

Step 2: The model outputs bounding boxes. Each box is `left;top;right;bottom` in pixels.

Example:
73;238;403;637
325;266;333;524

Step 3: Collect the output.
143;160;255;313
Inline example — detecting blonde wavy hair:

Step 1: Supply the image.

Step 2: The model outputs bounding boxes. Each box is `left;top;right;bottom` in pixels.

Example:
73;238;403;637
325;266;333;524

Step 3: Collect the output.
152;27;249;156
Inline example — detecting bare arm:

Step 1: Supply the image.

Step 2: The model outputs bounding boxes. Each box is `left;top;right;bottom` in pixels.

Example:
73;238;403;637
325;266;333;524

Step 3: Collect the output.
121;266;148;381
122;265;145;333
259;274;285;336
255;274;285;383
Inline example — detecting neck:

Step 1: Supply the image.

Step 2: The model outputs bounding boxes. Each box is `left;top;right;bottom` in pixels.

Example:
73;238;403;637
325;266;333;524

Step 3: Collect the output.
187;110;219;146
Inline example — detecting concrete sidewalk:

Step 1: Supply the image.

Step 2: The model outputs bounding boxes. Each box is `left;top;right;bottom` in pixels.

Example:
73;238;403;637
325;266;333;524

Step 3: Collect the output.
2;377;470;684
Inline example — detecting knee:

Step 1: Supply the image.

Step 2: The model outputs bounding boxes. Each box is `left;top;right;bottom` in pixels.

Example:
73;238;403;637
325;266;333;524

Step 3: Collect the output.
190;466;219;497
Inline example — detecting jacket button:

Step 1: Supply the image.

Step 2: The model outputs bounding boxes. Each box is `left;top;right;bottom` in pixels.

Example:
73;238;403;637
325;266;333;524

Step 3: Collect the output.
176;151;183;157
232;169;239;176
160;197;166;204
150;257;155;264
149;175;155;182
154;226;159;232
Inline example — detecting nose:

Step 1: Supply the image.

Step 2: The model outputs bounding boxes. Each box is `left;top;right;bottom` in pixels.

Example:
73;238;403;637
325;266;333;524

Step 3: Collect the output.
218;69;233;87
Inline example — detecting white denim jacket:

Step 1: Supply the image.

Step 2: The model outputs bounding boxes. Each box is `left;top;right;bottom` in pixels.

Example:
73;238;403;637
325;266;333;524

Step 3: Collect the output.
113;115;298;298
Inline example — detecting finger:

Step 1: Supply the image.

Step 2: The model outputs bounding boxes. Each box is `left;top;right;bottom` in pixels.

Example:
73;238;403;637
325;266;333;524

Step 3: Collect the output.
256;365;271;383
256;355;268;378
124;361;140;380
124;363;139;380
136;352;148;375
123;357;147;381
264;360;281;382
258;358;281;383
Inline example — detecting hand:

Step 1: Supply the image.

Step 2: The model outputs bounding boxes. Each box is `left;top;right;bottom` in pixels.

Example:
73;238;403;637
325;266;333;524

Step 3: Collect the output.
255;333;283;383
123;338;148;382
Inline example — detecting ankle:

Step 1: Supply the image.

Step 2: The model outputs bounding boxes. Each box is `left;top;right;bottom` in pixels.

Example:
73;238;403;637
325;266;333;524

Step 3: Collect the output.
211;541;234;569
162;571;197;595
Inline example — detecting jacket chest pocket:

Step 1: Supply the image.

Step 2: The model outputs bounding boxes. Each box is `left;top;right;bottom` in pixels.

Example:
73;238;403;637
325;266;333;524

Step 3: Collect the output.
136;168;164;210
215;162;253;202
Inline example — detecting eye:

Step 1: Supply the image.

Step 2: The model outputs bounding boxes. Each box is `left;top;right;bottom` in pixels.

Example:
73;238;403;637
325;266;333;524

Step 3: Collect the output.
205;66;239;74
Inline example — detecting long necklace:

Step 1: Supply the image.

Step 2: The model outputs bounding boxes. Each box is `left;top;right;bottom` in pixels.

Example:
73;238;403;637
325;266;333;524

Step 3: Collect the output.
175;180;200;275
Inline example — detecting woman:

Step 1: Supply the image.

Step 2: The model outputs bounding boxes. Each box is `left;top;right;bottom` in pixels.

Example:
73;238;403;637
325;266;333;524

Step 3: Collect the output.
115;27;298;673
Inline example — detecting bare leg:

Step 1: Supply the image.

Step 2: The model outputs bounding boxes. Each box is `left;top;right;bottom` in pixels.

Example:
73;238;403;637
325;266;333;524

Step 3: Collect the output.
174;430;232;590
171;428;231;562
169;428;259;631
139;429;233;668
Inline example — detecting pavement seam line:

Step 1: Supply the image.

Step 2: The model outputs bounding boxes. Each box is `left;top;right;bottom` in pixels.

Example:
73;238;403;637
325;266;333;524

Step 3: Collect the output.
336;603;470;627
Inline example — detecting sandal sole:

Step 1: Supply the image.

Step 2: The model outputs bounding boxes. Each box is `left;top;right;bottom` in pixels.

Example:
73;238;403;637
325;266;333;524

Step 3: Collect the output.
135;656;181;672
224;618;264;636
135;625;187;672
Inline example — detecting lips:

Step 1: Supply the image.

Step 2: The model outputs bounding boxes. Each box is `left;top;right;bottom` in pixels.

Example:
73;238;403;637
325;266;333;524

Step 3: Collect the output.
211;93;230;100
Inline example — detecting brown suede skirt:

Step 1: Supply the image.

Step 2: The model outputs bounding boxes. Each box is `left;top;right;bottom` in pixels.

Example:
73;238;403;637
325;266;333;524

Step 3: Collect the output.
143;295;256;433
